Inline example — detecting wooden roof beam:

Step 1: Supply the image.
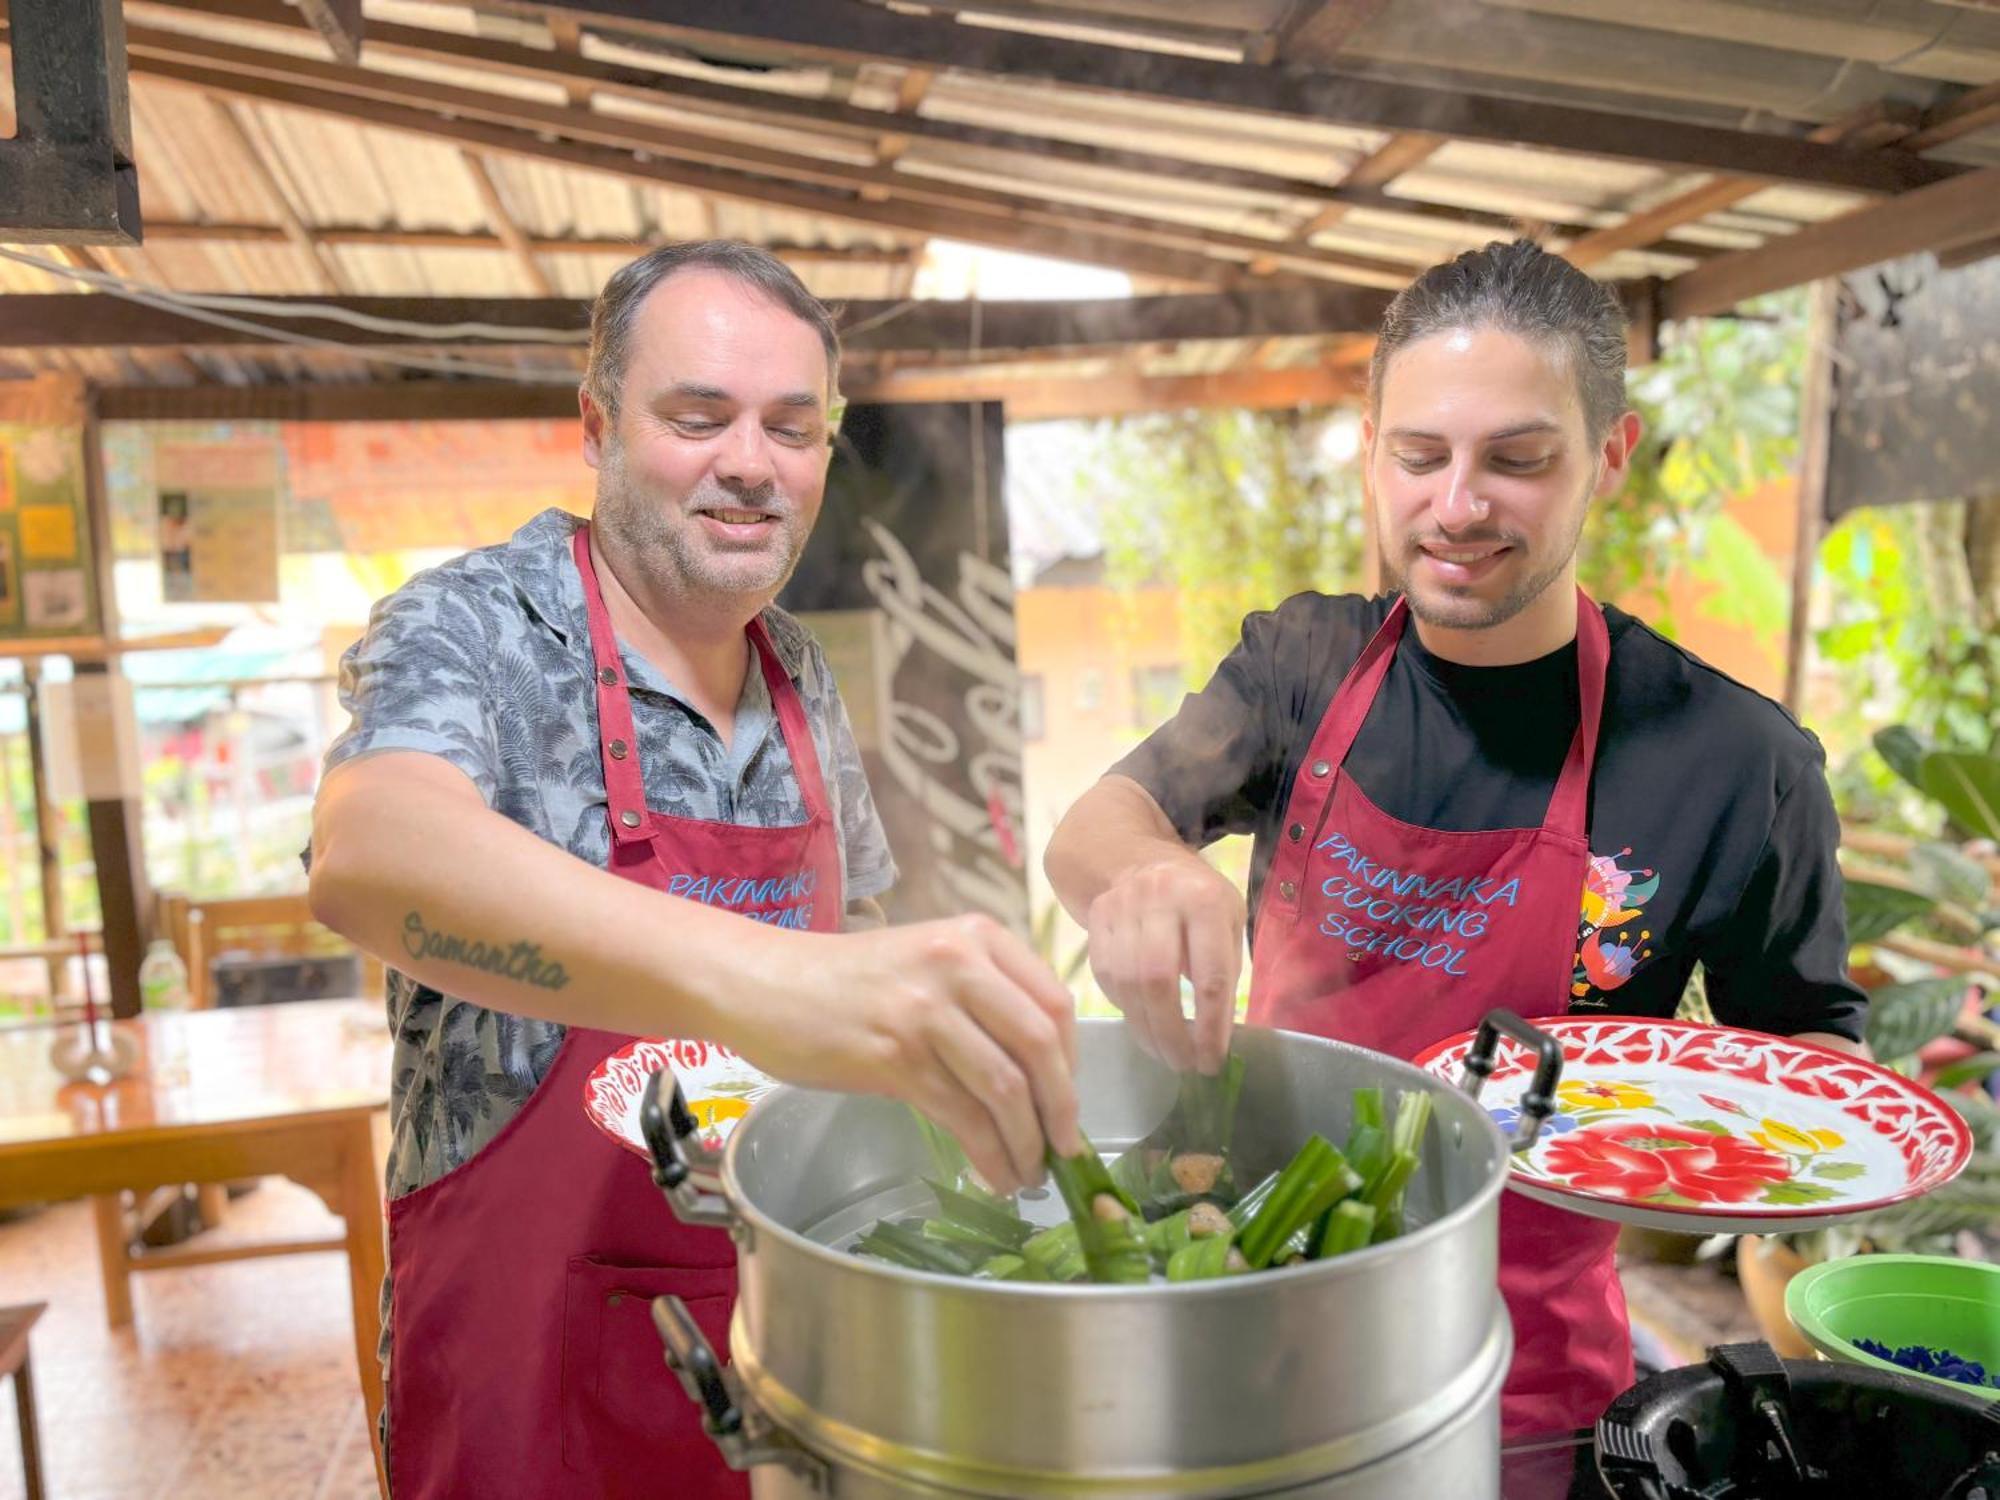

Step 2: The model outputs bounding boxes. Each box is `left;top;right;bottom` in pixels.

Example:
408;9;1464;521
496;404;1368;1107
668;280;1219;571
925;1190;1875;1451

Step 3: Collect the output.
1565;102;1922;271
459;152;556;296
511;0;1954;194
0;283;1400;353
1258;130;1445;271
1663;164;2000;318
95;360;1366;422
116;36;1425;287
139;221;916;260
122;1;1724;262
205;96;352;294
1270;1;1396;65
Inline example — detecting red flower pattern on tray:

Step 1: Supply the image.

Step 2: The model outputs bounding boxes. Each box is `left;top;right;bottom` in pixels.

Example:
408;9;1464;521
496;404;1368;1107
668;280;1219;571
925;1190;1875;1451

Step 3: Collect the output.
1541;1120;1791;1204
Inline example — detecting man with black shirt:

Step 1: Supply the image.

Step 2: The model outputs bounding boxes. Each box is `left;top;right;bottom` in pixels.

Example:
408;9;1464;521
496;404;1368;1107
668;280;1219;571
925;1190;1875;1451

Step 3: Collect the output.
1045;239;1866;1437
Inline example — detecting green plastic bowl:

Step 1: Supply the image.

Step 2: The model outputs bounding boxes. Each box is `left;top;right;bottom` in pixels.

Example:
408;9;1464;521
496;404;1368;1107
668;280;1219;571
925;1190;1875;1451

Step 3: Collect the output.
1786;1253;2000;1396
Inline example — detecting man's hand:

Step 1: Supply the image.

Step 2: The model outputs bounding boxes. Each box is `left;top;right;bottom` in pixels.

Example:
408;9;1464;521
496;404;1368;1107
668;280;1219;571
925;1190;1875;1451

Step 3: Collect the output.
1083;851;1245;1076
724;914;1082;1197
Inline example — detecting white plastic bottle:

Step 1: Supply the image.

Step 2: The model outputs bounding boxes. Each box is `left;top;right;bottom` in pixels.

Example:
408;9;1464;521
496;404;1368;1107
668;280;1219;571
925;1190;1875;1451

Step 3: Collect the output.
138;938;192;1012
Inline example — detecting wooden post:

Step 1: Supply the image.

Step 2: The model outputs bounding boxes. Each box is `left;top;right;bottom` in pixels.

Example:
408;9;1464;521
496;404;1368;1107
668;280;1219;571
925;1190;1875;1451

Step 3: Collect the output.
77;388;151;1018
18;662;66;1001
1784;279;1840;715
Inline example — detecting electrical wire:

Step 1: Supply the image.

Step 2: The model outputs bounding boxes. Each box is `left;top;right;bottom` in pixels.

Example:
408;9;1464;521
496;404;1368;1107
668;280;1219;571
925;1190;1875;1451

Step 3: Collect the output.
0;246;584;384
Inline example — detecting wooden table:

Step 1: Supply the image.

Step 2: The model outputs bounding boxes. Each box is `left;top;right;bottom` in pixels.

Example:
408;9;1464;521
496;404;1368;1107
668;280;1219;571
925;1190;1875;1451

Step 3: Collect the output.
0;999;391;1491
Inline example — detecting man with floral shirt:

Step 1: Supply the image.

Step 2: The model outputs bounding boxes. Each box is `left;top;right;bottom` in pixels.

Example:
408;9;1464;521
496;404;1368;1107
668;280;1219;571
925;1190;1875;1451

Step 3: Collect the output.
309;241;1078;1497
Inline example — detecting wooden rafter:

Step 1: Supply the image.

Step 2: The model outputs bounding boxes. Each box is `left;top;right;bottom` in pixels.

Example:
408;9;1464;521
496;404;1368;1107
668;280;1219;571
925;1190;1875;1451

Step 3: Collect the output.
293;0;360;65
1564;103;1921;271
94;360;1365;422
0;283;1400;354
1259;131;1445;272
112;53;1241;286
1664;164;2000;318
205;96;351;294
495;0;1953;194
1273;1;1396;64
113;35;1434;288
118;2;1729;263
459;152;555;297
137;222;914;260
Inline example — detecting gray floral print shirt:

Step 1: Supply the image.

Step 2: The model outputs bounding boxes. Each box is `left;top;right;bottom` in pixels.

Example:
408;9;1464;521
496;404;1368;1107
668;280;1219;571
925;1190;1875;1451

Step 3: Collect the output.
318;507;896;1200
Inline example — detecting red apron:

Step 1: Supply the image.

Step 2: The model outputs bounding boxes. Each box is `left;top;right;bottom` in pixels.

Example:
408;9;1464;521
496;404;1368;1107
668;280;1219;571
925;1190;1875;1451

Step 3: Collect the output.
384;526;843;1498
1246;589;1630;1437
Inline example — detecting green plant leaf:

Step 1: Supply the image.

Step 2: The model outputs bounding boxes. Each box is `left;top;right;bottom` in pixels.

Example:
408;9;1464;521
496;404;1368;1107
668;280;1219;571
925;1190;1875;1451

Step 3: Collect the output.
1810;1160;1867;1180
1687;513;1788;639
1909;841;1994;911
1872;725;1927;794
1762;1180;1842;1206
1680;1119;1735;1135
1933;1053;2000;1090
1863;975;1970;1060
1838;1166;2000;1246
1918;751;2000;842
1844;880;1936;946
1945;1086;2000;1152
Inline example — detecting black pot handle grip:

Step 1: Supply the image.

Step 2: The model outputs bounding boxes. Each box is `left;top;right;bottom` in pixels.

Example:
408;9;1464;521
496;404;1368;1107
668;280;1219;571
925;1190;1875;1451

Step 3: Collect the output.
1457;1008;1564;1153
641;1068;702;1192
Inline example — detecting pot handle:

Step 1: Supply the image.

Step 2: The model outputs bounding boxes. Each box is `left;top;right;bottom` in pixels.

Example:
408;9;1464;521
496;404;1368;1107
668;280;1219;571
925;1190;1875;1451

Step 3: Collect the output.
641;1069;735;1229
653;1295;829;1487
1456;1009;1564;1154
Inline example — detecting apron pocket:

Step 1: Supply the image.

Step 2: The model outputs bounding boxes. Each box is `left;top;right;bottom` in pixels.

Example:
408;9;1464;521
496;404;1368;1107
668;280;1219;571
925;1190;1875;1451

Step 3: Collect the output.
559;1254;739;1489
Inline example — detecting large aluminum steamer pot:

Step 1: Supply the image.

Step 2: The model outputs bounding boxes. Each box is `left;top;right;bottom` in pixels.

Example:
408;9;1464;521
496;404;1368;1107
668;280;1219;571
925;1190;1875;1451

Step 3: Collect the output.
642;1012;1562;1498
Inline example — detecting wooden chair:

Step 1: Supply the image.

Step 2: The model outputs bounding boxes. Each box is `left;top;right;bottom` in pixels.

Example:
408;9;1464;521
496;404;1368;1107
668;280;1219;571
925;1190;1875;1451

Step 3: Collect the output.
155;890;385;1009
85;895;388;1333
0;1303;46;1500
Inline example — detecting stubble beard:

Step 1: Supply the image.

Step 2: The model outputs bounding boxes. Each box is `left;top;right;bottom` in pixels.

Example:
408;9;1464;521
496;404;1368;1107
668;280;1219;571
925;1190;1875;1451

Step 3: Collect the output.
593;434;809;606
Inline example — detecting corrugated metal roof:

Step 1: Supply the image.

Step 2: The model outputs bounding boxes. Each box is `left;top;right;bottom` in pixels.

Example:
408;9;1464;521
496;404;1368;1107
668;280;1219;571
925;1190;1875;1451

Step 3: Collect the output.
0;0;1989;393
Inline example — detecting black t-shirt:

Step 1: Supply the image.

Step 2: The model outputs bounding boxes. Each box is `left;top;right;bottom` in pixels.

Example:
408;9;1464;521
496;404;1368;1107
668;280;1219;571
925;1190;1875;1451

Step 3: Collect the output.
1113;592;1867;1042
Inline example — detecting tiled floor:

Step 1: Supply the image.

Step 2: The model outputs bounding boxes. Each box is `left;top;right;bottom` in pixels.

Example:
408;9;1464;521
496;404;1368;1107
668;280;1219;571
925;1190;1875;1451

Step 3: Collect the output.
0;1183;377;1500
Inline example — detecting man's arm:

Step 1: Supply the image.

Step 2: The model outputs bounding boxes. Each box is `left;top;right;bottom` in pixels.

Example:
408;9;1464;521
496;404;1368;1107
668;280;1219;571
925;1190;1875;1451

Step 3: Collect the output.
1045;776;1243;1074
311;751;1079;1192
1703;758;1872;1061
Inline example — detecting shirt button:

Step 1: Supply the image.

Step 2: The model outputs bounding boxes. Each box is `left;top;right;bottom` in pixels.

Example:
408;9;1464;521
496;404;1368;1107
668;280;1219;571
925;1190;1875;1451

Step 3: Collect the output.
619;809;642;828
599;667;619;686
1279;880;1297;901
608;739;628;760
1310;759;1330;778
1288;822;1305;843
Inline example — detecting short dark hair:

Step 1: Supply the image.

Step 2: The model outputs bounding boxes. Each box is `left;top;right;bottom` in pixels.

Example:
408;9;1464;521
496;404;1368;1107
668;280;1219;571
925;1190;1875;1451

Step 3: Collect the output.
584;240;841;420
1369;238;1628;440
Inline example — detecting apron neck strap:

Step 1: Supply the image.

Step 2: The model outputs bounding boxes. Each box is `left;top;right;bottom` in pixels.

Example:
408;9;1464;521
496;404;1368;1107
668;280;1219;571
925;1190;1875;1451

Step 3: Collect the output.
1544;587;1609;837
1317;587;1609;839
570;524;835;846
